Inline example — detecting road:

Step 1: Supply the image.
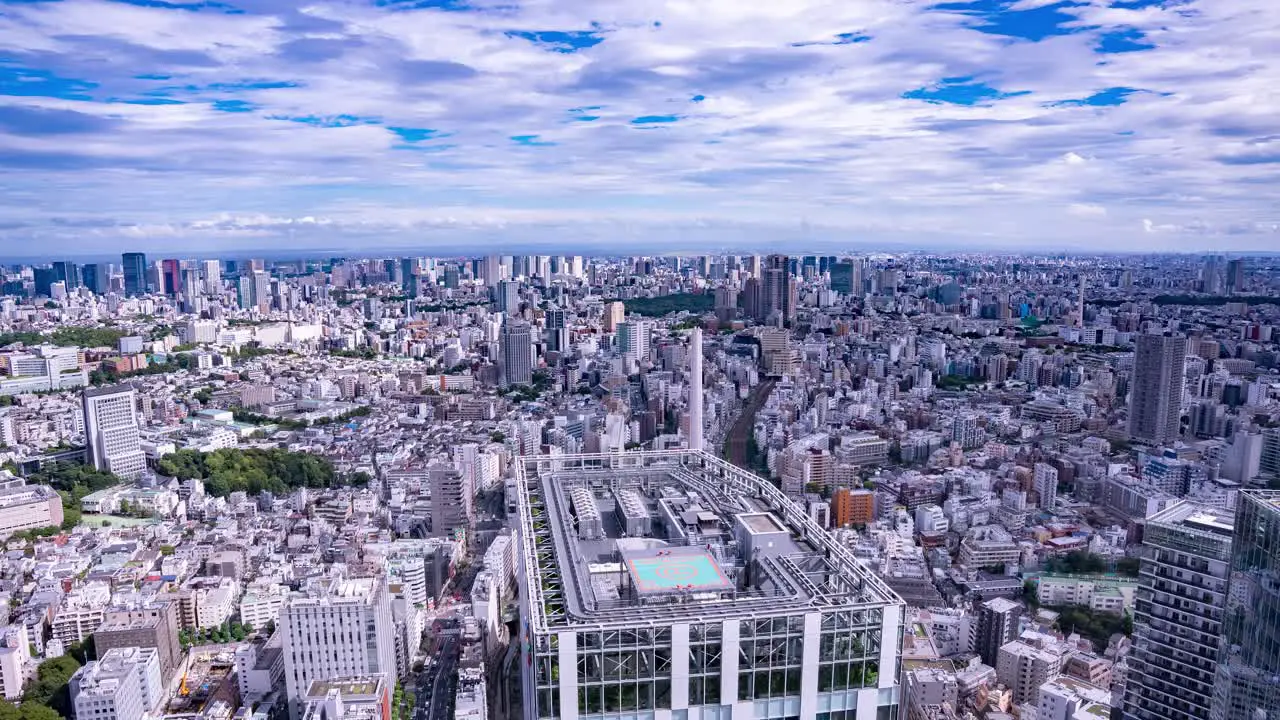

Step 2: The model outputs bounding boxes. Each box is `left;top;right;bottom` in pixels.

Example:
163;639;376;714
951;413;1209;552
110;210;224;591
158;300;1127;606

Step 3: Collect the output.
413;637;459;720
723;378;776;469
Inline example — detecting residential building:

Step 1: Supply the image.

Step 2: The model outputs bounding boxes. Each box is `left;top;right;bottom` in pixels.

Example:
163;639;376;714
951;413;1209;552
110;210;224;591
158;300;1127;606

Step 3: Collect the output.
1128;334;1187;446
499;320;533;388
1123;502;1233;720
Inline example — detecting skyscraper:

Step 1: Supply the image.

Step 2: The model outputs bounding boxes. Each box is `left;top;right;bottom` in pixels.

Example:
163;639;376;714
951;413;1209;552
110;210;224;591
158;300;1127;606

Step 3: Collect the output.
160;259;181;297
401;257;418;298
52;260;81;290
761;254;794;325
1226;258;1246;295
1212;490;1280;719
82;385;146;480
499;320;533;388
830;260;855;294
603;301;625;332
281;576;397;720
615;320;651;364
544;308;568;354
494;279;520;314
1124;501;1233;720
687;327;703;452
1128;333;1187;446
200;259;221;294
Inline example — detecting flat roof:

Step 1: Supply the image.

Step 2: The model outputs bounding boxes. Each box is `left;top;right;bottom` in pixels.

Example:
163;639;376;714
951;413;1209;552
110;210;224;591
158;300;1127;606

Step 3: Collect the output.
516;450;903;632
624;547;734;596
738;512;786;534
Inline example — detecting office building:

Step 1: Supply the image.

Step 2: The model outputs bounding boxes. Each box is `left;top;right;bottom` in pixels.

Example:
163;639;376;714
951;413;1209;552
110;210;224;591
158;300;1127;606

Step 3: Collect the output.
494;279;520;314
830;260;856;295
401;257;418;298
281;576;397;720
603;301;625;332
616;320;652;365
499;319;533;388
974;597;1022;667
83;385;146;480
545;308;568;354
1211;490;1280;720
301;676;392;720
121;252;147;296
94;601;182;683
515;450;904;720
0;478;63;538
1226;258;1246;294
53;260;82;290
70;646;164;719
1123;502;1233;720
1128;333;1187;446
161;258;181;297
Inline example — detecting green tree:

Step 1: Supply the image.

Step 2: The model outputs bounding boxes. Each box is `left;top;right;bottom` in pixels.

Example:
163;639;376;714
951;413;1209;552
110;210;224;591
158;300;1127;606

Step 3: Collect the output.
26;655;81;716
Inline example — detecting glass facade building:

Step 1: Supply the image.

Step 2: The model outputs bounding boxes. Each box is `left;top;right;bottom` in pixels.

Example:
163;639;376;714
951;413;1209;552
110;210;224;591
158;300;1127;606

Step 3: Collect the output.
1212;490;1280;720
517;450;904;720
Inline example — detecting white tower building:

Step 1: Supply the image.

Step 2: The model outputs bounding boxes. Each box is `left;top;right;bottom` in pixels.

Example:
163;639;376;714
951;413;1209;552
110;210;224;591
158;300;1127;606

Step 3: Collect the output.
688;327;704;452
82;384;146;480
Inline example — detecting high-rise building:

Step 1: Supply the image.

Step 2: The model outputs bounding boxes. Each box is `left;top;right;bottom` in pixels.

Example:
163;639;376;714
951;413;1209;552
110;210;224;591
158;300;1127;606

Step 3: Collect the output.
687;327;703;452
494;279;520;314
1123;501;1233;720
544;308;568;354
122;253;147;296
430;464;474;538
603;301;625;332
82;263;101;294
515;451;904;720
83;385;146;480
251;270;271;312
1212;490;1280;719
974;597;1022;667
281;576;396;720
159;259;181;297
53;260;82;290
616;320;651;364
401;257;419;298
1128;333;1187;446
200;259;221;294
1226;258;1246;294
761;254;794;325
830;260;855;295
499;320;533;388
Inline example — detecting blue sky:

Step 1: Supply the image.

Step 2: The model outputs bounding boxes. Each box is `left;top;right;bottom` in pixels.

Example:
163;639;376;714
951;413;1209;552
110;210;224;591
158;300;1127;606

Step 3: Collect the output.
0;0;1277;253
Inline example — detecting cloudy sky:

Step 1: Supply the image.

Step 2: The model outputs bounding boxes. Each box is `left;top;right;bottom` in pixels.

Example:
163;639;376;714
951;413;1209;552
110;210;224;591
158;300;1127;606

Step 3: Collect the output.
0;0;1277;256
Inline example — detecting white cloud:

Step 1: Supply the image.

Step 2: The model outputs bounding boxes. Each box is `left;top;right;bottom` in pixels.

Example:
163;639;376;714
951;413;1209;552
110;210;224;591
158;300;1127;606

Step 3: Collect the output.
1068;203;1107;217
0;0;1276;252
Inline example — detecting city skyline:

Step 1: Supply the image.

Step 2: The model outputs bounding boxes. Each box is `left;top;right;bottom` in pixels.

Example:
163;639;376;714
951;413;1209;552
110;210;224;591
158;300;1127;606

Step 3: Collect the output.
1;0;1278;252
